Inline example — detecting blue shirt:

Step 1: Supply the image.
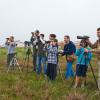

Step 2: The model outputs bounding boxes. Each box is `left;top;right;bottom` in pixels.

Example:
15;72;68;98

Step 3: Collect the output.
75;47;92;65
5;42;16;54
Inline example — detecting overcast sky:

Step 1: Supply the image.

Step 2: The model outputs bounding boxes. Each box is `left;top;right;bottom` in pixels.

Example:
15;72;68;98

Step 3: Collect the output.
0;0;100;44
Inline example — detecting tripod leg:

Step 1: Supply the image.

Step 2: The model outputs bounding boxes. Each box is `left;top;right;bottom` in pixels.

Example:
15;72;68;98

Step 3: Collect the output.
22;55;27;71
98;62;100;90
58;63;64;82
15;59;22;72
89;62;99;90
26;55;30;72
7;65;10;73
13;58;16;70
7;58;13;73
57;63;60;75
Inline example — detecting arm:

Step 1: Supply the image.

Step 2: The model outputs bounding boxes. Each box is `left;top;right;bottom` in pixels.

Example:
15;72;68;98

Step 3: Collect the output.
48;46;58;54
75;48;82;56
62;48;67;56
91;49;100;54
40;38;45;44
30;36;37;45
5;40;9;48
88;40;98;49
62;43;76;56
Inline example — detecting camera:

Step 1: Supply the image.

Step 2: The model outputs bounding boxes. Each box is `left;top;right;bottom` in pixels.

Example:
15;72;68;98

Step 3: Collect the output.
77;36;90;48
6;38;9;40
24;41;31;46
77;36;90;40
24;41;32;55
45;41;50;44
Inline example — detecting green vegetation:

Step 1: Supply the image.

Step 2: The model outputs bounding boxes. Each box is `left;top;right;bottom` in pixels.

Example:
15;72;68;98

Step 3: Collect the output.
0;48;100;100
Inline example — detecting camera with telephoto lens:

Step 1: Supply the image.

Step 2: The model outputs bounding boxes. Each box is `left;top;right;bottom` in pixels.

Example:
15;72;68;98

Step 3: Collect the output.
24;41;31;47
45;41;50;44
24;41;32;55
77;36;90;48
77;36;90;40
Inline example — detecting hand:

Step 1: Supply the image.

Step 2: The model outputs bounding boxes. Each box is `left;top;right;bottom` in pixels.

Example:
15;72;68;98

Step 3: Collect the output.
86;39;91;45
84;48;89;53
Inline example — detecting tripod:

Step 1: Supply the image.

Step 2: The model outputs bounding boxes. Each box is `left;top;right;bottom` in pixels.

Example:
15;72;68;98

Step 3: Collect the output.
23;48;31;72
7;53;22;73
57;56;65;82
72;52;99;89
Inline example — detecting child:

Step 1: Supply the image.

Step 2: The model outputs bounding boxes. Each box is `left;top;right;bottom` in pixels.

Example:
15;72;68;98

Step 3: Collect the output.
45;39;58;81
74;40;92;88
5;36;17;66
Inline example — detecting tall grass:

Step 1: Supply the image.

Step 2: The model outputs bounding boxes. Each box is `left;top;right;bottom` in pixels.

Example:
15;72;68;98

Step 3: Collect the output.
0;48;100;100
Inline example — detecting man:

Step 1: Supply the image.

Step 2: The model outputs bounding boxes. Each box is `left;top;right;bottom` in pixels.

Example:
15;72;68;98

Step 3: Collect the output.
61;35;76;79
88;27;100;90
36;34;47;74
30;30;40;71
5;36;17;66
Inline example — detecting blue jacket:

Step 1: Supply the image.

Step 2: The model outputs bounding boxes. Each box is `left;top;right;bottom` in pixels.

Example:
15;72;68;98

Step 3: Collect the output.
62;41;76;56
75;47;92;65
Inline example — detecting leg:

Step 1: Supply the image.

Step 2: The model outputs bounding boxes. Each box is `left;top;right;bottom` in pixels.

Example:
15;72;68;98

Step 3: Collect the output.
7;54;14;72
74;76;80;87
47;63;51;80
7;54;10;66
37;56;42;74
52;64;57;80
70;62;75;77
42;56;47;74
65;62;73;79
74;64;81;88
33;52;37;71
81;65;88;88
11;54;15;68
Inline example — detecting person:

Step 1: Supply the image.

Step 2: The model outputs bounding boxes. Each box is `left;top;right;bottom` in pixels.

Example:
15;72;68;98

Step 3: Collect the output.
36;34;47;74
74;40;92;88
5;36;17;66
44;39;58;81
30;30;40;71
61;35;76;79
87;27;100;89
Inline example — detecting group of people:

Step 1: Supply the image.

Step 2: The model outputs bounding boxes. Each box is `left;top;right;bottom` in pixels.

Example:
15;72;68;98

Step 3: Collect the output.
5;27;100;89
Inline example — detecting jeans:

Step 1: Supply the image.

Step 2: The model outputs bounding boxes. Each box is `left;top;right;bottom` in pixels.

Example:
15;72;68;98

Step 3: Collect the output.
65;61;75;79
7;53;15;66
37;55;47;74
32;52;37;71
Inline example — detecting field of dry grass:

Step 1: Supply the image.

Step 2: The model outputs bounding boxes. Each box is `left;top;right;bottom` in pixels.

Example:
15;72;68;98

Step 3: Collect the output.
0;48;100;100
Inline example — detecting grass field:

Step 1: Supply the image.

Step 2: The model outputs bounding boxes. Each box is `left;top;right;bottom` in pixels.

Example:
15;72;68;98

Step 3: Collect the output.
0;48;100;100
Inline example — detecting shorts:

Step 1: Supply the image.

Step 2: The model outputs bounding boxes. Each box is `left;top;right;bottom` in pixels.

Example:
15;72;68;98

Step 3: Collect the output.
76;64;88;77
